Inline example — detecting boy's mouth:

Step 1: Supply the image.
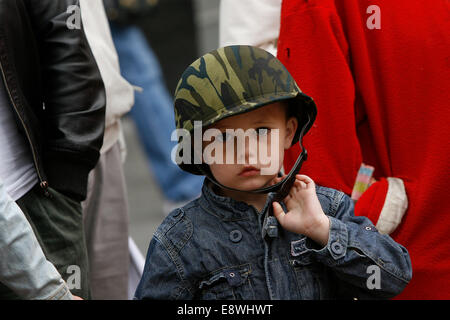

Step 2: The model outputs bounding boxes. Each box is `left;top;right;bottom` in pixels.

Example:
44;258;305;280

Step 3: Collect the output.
239;165;261;177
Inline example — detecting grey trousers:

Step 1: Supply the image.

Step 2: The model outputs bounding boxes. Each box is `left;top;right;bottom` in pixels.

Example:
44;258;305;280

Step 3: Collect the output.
82;142;129;300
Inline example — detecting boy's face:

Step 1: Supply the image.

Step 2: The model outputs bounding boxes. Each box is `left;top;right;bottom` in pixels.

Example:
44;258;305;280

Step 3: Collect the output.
203;102;298;191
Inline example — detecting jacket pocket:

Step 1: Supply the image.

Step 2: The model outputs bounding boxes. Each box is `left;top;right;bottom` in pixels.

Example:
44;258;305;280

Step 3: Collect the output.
198;264;255;300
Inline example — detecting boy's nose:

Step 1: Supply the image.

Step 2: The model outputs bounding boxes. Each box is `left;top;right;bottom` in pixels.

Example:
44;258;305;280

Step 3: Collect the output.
238;134;258;165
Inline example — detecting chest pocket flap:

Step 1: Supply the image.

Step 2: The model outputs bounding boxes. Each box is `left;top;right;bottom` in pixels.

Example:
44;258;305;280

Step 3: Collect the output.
197;264;255;300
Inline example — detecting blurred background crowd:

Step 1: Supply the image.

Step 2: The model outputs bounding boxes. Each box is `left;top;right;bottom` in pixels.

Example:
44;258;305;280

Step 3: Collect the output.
121;0;220;257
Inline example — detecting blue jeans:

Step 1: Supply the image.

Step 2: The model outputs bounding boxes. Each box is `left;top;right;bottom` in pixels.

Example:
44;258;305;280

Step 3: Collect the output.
110;24;203;202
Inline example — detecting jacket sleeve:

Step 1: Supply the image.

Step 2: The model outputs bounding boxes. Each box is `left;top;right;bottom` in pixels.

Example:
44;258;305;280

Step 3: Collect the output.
308;190;412;299
24;0;106;201
134;236;194;300
355;177;408;235
0;180;73;300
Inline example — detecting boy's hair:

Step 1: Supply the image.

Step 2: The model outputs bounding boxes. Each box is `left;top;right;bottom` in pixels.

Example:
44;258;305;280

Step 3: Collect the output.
173;45;317;176
281;100;298;121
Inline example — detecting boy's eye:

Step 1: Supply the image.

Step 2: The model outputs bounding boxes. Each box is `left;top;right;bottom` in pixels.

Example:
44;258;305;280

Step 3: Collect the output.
257;127;270;136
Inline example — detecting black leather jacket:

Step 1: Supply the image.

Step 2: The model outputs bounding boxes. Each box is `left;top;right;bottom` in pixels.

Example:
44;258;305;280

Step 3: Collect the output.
0;0;106;201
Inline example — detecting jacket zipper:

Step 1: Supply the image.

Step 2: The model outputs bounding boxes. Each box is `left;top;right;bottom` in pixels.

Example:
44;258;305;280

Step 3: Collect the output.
0;61;50;197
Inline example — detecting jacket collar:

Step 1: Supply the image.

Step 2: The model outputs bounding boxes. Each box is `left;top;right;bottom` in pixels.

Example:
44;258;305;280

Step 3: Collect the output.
199;180;259;221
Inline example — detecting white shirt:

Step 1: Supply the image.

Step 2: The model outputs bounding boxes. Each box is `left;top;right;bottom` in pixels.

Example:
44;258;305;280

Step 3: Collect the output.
0;79;38;201
80;0;135;154
219;0;281;56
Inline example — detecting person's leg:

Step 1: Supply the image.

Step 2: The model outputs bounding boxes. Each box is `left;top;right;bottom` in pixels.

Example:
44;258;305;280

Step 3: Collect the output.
0;184;91;299
110;24;204;203
82;142;129;300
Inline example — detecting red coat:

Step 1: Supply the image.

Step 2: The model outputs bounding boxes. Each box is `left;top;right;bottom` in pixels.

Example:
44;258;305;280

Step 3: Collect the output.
279;0;450;299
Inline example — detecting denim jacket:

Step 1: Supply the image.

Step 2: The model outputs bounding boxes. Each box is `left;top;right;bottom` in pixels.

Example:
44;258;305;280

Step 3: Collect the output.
135;182;412;300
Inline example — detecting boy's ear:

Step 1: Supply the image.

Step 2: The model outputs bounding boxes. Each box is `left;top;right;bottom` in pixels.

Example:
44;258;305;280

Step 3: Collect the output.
284;117;298;149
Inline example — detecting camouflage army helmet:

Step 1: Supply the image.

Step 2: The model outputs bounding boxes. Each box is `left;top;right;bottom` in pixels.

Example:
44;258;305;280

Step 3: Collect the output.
173;45;317;176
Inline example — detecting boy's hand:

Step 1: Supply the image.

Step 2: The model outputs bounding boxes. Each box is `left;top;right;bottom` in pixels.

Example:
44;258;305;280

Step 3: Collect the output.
272;175;330;247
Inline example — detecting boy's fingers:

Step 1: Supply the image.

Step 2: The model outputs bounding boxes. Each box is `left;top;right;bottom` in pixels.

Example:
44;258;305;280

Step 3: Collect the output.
272;201;286;223
296;174;314;186
284;189;294;200
296;174;312;181
290;185;300;201
295;180;307;189
284;196;295;209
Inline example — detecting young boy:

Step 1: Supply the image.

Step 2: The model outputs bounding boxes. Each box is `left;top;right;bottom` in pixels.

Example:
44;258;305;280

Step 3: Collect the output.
135;45;412;300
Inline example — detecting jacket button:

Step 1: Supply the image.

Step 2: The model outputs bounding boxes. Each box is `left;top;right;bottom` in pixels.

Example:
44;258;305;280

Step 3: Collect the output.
229;230;242;243
331;241;344;255
173;209;182;217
